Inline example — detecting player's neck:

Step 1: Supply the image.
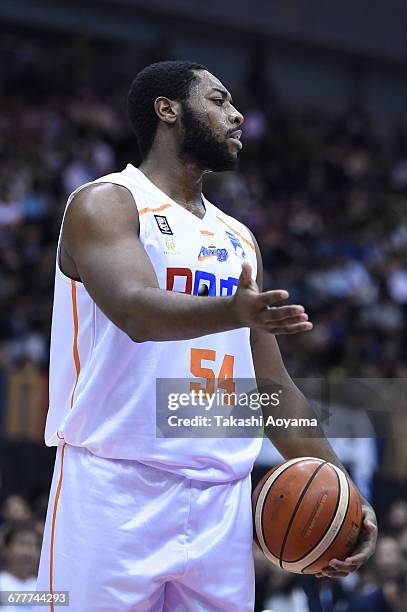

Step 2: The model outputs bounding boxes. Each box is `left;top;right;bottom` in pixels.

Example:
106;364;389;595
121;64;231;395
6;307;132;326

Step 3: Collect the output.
139;152;205;209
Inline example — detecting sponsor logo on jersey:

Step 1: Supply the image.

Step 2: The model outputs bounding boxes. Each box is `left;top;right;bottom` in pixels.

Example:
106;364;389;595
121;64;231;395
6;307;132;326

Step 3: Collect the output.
225;231;246;258
163;236;180;255
165;237;176;251
198;245;229;262
154;215;173;235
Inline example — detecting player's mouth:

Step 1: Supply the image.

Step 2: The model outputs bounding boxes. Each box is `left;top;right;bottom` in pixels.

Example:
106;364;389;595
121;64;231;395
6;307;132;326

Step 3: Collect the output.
227;130;243;150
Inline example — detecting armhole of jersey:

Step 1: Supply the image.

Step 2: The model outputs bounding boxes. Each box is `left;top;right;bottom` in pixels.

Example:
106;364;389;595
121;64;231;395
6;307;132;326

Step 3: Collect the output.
231;216;257;280
246;227;258;281
217;208;258;280
55;179;138;284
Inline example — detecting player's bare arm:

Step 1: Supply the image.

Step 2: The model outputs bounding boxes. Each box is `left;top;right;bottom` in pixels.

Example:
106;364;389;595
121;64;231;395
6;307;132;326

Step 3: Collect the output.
37;60;383;608
62;181;314;342
249;233;378;579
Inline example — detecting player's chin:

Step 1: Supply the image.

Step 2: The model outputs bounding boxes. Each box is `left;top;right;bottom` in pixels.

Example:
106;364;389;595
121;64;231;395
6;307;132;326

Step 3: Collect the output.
211;156;239;172
225;146;241;166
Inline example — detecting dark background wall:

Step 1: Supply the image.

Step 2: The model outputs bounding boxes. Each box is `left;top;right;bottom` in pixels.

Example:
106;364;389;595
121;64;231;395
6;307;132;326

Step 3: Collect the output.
1;0;407;122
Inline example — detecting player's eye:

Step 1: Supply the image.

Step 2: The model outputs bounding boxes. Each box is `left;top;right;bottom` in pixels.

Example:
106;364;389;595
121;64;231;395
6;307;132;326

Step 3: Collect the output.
213;99;225;106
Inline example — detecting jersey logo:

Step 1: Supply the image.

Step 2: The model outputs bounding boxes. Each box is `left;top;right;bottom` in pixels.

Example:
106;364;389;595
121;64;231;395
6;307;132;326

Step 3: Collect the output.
198;245;229;262
154;215;173;235
225;231;246;258
164;237;178;253
167;267;238;296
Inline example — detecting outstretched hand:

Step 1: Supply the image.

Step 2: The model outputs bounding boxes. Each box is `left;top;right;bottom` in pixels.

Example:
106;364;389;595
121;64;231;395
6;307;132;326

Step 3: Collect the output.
231;262;313;335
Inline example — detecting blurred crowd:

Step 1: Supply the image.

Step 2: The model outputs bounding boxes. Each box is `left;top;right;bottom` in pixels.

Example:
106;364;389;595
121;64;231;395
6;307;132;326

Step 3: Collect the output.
0;495;43;610
1;27;407;612
254;499;407;611
0;32;406;380
0;492;406;611
210;72;407;381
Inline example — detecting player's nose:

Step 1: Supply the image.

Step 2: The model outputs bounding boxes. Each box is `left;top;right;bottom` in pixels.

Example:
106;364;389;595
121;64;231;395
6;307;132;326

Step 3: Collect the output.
229;107;244;127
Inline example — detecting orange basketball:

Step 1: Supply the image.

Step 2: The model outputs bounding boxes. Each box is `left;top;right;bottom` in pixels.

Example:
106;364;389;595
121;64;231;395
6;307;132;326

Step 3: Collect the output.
252;457;362;574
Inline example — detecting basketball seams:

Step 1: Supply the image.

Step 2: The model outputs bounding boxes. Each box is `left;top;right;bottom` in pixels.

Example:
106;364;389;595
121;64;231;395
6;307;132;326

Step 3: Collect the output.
254;457;320;565
278;461;328;566
255;459;356;574
301;470;351;573
282;463;349;572
254;457;315;564
259;466;300;560
286;464;341;563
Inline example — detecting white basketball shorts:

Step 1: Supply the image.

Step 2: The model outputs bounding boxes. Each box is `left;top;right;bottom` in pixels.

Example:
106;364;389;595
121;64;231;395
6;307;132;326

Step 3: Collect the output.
36;444;255;611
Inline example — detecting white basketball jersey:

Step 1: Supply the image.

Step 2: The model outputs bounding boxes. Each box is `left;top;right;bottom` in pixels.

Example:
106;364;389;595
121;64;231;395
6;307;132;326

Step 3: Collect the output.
46;164;262;482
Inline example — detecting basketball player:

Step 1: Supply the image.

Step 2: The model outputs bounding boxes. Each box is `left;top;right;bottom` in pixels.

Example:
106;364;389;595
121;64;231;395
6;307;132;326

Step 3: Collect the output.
36;61;377;610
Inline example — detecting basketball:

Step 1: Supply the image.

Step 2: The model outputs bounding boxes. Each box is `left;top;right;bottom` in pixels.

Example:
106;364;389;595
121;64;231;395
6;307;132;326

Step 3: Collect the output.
253;457;362;574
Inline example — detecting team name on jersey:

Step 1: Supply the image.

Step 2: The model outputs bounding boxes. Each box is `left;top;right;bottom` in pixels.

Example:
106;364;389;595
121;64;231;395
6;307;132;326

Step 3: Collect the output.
167;267;238;296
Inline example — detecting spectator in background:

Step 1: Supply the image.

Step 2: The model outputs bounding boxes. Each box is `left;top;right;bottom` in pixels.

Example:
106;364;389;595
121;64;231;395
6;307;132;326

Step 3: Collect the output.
381;574;407;612
1;496;32;525
2;27;407;612
348;536;406;611
262;566;310;612
385;500;407;536
1;31;407;384
399;526;407;559
0;188;23;227
0;522;40;609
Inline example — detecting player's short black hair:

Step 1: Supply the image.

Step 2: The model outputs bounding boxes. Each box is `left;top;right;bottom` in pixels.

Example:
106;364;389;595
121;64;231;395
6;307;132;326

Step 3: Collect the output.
127;60;207;159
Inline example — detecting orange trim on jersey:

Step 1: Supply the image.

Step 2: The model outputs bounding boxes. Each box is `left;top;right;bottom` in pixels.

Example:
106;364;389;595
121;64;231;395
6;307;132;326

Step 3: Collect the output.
198;255;216;261
138;203;172;216
200;230;215;236
55;281;80;442
216;216;255;251
49;443;66;612
70;280;81;408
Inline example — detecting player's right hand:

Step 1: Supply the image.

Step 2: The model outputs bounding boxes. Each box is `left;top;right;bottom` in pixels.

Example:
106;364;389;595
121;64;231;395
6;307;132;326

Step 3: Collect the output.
231;262;313;335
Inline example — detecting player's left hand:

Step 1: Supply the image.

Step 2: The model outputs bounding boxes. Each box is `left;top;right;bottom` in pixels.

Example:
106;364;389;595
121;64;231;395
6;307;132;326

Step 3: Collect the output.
315;497;378;579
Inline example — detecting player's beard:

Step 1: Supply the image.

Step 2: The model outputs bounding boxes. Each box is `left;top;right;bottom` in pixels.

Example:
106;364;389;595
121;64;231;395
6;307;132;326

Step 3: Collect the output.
178;102;239;172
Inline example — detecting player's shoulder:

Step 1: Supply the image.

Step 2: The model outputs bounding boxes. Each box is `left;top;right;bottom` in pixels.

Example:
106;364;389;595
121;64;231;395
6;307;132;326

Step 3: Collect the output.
64;178;138;245
69;181;134;216
68;164;143;205
69;164;142;209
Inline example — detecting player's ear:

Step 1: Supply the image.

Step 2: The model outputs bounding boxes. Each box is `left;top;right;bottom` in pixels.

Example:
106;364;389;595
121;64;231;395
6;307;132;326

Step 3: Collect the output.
154;97;179;125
